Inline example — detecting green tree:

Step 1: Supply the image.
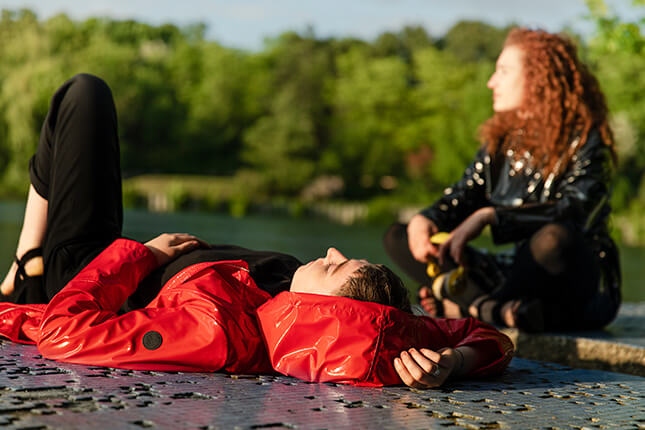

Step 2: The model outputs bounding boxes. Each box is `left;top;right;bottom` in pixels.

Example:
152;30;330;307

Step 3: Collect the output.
326;46;412;197
404;47;493;192
0;10;69;193
241;33;333;194
584;0;645;211
440;20;509;63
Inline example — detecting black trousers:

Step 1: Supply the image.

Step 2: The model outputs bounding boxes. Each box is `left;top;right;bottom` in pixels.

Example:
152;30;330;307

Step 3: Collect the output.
30;74;123;301
26;74;301;307
383;222;602;330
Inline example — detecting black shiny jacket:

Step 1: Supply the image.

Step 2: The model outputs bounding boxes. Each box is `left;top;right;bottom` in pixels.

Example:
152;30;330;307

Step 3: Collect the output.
420;129;621;322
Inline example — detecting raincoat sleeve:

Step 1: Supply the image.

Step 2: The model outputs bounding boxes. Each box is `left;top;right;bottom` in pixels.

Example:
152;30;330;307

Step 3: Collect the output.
257;292;514;387
0;303;46;344
37;239;231;372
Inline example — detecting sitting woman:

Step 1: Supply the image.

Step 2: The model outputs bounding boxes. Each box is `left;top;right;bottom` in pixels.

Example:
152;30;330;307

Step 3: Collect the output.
384;28;621;332
0;74;513;389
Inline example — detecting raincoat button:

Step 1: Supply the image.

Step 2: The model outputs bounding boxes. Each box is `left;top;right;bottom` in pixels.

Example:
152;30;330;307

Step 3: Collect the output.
143;331;163;350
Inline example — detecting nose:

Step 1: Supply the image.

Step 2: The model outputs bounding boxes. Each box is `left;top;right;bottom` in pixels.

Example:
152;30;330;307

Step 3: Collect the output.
325;247;347;264
487;72;496;89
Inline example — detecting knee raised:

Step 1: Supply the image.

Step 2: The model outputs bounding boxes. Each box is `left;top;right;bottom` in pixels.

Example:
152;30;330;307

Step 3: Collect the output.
67;73;113;105
529;223;572;269
383;222;407;251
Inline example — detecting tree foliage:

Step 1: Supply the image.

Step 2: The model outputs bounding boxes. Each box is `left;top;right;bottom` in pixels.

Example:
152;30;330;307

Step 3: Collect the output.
0;5;642;217
583;0;645;210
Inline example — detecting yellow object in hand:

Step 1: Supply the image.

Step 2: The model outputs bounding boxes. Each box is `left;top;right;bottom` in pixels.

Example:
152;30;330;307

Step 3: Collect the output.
426;261;440;278
429;232;451;245
426;232;450;278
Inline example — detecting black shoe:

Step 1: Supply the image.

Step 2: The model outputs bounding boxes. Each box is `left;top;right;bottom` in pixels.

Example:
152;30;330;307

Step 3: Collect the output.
463;248;506;292
514;299;545;333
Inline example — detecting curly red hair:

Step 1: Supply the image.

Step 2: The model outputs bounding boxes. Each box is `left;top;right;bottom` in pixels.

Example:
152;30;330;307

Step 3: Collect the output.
479;28;615;175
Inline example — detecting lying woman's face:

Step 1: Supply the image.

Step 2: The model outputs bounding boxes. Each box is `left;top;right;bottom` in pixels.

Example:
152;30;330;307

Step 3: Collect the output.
487;45;526;112
290;248;369;296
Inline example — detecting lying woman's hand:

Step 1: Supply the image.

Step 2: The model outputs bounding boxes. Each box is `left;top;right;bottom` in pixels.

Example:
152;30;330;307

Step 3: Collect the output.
393;347;461;389
144;233;208;266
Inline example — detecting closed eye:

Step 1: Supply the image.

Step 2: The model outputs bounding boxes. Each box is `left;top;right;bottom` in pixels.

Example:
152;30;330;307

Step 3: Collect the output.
330;260;348;276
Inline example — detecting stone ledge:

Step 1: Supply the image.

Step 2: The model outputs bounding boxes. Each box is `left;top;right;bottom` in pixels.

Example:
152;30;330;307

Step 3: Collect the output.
501;302;645;376
501;328;645;376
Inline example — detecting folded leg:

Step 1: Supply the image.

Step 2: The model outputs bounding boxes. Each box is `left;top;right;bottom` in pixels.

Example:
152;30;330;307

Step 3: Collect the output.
30;74;123;299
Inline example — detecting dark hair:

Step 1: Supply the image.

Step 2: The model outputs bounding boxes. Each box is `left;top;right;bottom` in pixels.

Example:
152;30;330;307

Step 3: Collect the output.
338;264;411;313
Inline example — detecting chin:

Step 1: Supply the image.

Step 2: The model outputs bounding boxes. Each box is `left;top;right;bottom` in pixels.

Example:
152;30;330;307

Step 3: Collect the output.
493;104;516;113
289;268;303;292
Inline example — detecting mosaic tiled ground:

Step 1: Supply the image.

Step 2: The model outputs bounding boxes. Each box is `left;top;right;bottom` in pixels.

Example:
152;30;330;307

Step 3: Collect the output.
1;340;644;429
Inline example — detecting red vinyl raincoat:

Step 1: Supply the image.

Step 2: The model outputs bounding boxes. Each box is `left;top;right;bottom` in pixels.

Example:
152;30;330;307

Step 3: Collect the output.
0;239;513;386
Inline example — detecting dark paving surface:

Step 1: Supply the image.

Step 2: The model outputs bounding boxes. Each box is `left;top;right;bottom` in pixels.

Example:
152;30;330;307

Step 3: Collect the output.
1;340;644;429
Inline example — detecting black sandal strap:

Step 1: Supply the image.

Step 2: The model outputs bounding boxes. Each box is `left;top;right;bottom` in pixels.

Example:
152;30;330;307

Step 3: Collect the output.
476;295;505;326
14;247;43;279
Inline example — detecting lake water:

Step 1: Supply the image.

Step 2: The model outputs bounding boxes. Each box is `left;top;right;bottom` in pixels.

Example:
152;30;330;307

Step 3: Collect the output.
1;200;643;302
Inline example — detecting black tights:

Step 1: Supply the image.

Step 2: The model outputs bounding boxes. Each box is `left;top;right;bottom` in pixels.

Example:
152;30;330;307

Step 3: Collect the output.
383;221;600;331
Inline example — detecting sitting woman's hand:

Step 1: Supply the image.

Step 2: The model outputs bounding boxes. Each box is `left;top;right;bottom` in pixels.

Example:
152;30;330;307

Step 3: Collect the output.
393;347;462;389
439;207;496;266
144;233;208;266
407;214;440;263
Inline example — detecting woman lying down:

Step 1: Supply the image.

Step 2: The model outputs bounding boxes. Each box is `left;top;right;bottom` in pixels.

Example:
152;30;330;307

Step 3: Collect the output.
0;74;513;388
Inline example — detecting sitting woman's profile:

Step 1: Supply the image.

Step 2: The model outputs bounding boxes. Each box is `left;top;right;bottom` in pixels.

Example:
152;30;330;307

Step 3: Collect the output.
385;27;620;332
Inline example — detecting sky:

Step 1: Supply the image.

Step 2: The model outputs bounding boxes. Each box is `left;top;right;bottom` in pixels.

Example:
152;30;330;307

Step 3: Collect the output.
0;0;640;50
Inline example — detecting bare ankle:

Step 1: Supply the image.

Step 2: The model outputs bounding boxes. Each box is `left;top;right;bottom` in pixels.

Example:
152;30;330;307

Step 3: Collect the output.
23;256;44;277
442;299;462;319
468;295;488;319
1;263;18;295
501;300;521;327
